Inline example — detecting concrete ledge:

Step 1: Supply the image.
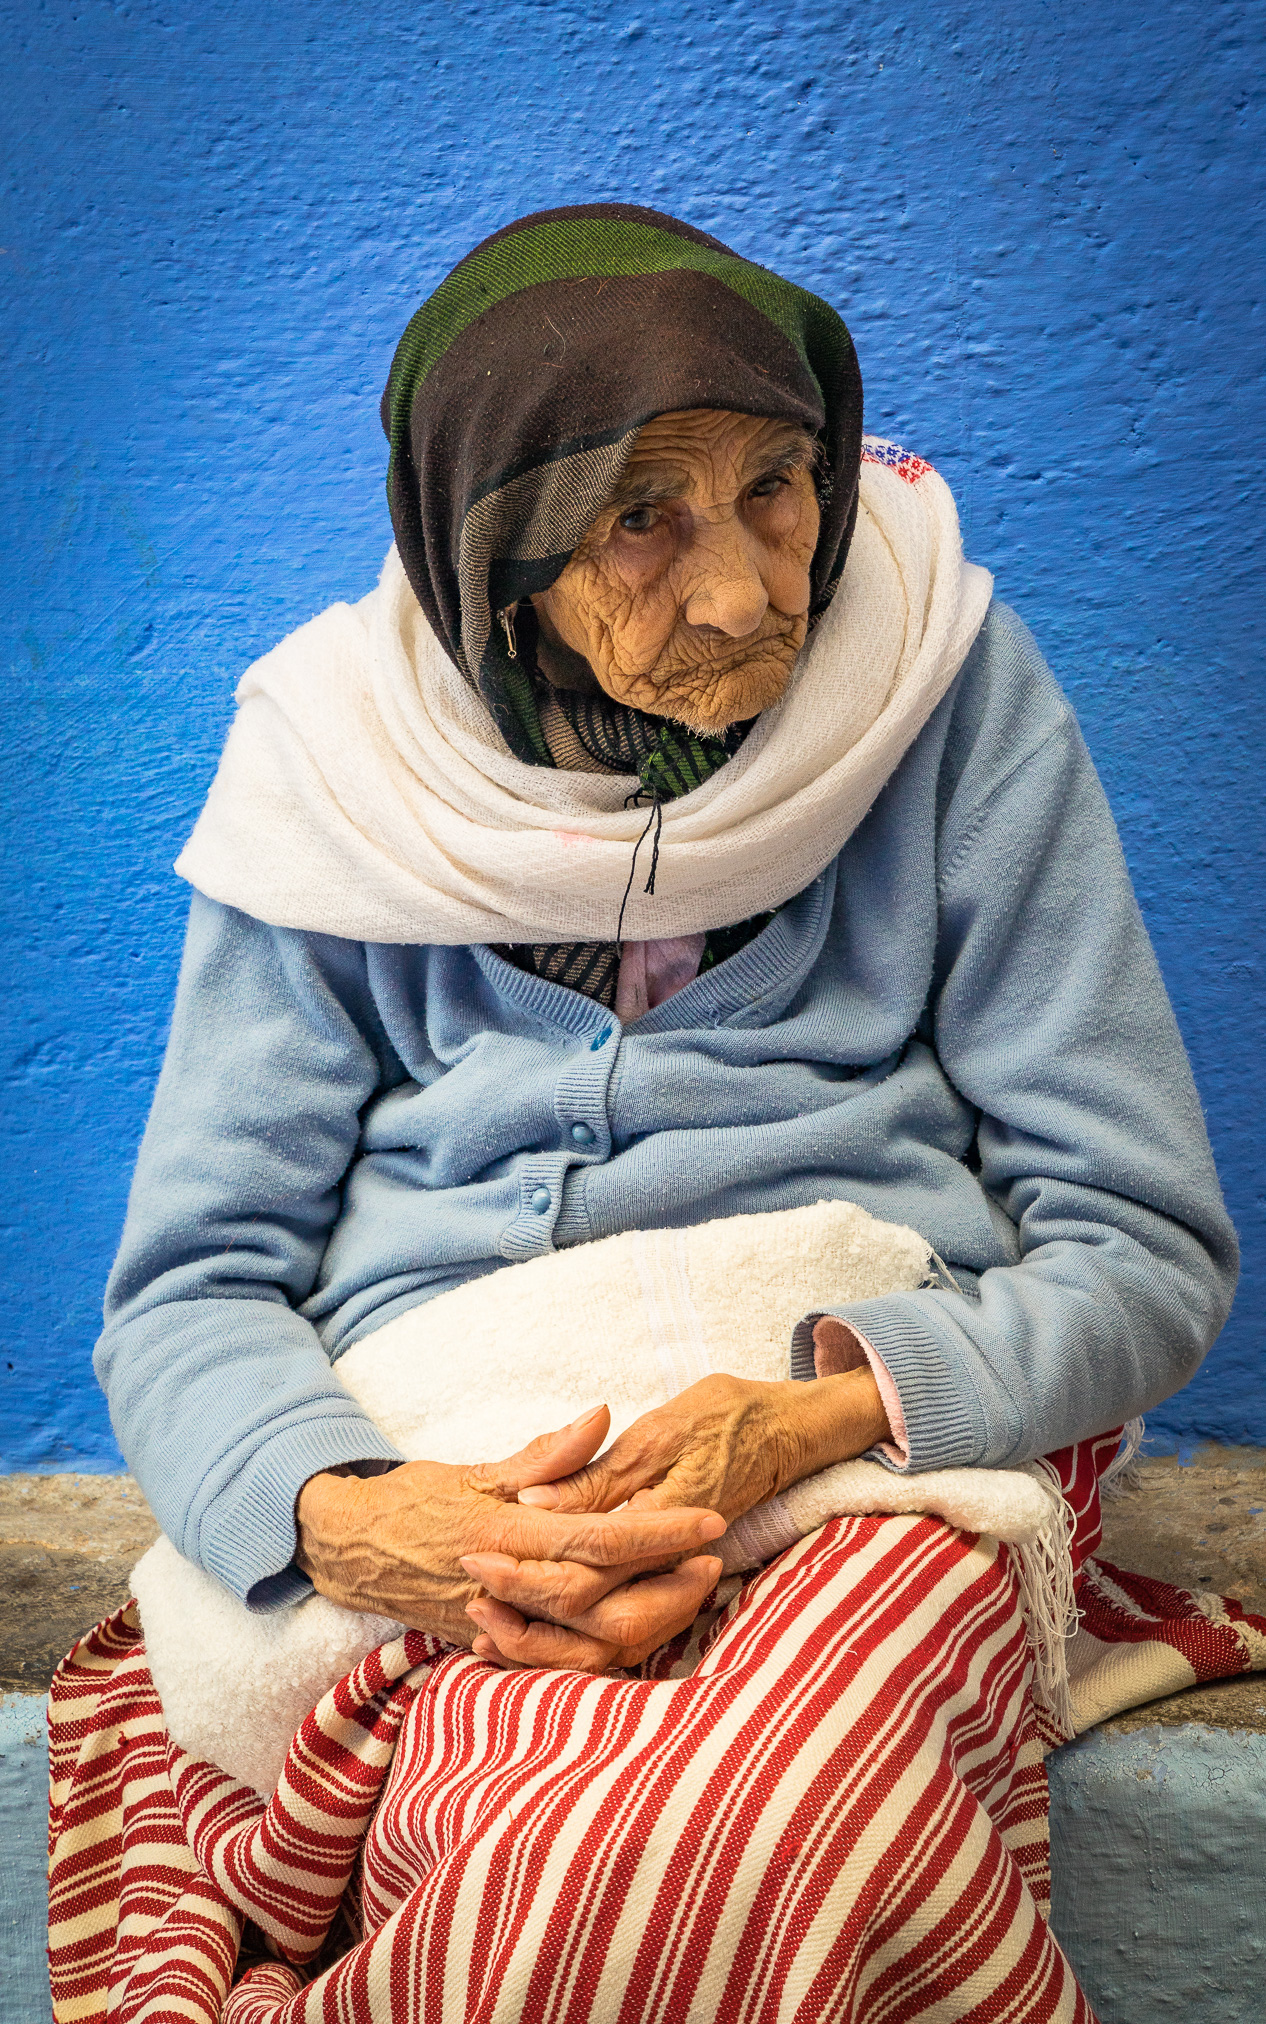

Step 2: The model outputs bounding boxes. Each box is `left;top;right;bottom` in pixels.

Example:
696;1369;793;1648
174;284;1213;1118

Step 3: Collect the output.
1049;1724;1266;2022
1;1694;53;2024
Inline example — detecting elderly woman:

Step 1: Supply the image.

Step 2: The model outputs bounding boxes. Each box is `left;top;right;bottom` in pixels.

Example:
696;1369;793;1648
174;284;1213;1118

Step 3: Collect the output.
49;206;1237;2023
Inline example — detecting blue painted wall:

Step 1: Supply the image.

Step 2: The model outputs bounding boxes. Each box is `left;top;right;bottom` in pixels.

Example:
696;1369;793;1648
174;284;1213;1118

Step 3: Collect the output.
3;0;1262;1468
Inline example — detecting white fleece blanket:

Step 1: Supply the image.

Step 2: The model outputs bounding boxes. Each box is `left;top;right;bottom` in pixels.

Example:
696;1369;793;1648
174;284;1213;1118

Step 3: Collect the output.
174;447;993;945
133;1201;1066;1799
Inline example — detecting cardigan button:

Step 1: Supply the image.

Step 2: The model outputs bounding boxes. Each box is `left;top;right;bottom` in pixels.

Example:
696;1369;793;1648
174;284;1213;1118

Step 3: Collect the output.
570;1122;595;1145
529;1185;552;1214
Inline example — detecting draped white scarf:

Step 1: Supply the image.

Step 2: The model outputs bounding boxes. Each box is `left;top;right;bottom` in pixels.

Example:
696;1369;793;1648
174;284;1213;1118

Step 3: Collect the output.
176;445;993;944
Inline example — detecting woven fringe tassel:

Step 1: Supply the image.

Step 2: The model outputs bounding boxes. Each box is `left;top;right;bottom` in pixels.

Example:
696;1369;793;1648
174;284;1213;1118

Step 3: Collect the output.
1101;1415;1146;1496
1013;1461;1081;1740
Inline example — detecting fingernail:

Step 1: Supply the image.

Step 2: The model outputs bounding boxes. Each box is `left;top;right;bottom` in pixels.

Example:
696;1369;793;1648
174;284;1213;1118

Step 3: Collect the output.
462;1553;513;1577
699;1513;726;1538
518;1484;560;1507
570;1406;605;1428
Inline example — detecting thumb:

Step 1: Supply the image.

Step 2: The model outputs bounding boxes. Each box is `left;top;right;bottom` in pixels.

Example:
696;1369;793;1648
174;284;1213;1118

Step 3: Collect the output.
471;1406;611;1498
517;1447;637;1515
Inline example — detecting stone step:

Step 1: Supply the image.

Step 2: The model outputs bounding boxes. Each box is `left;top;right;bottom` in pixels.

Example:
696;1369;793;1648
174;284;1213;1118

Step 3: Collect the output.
2;1451;1263;2021
0;1473;160;1696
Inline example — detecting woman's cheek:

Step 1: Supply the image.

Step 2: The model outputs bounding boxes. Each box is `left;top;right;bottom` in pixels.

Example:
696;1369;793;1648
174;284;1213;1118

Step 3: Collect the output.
768;505;819;610
606;525;675;590
606;586;681;674
759;544;812;618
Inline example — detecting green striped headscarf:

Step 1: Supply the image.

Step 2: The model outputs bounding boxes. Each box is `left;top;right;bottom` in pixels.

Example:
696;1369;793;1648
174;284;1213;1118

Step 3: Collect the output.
381;203;864;772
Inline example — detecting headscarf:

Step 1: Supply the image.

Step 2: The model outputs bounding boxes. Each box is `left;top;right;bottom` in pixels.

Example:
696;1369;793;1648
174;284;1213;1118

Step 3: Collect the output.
380;203;864;1004
381;202;864;782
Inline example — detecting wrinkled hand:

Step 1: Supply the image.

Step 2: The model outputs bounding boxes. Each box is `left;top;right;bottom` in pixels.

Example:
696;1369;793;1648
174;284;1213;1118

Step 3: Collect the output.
465;1373;888;1671
295;1406;726;1673
516;1371;891;1524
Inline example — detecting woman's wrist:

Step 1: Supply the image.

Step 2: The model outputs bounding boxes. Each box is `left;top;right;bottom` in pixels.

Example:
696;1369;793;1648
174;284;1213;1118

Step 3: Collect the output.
778;1369;891;1486
295;1467;373;1604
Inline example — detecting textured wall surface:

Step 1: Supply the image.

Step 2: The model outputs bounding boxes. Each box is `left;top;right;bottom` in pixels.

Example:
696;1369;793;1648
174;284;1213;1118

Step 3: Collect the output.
0;1696;52;2023
2;0;1262;1468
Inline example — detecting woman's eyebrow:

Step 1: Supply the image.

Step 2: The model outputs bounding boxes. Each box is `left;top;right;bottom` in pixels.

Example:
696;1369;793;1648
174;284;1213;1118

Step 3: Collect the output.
606;429;817;512
746;427;817;474
605;466;689;509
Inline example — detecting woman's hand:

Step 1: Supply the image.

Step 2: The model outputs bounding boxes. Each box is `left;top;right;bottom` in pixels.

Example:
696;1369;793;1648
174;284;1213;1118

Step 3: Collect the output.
515;1371;891;1525
463;1372;889;1670
295;1406;726;1669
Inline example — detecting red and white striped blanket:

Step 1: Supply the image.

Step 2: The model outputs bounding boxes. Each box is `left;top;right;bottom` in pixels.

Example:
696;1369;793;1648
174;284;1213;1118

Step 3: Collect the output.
47;1434;1266;2024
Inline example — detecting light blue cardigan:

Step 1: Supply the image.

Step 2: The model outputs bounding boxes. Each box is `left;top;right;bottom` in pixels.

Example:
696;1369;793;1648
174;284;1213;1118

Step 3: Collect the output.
95;602;1238;1607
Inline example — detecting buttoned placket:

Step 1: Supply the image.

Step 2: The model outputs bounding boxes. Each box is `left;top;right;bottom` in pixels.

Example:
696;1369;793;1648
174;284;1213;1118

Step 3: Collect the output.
497;1011;620;1262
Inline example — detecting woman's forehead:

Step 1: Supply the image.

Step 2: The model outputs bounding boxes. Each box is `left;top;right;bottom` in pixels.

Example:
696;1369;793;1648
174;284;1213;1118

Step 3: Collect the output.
620;409;815;483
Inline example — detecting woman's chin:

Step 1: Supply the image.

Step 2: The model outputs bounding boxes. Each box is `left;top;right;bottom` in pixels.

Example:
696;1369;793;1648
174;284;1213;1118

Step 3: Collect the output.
600;644;803;735
666;655;799;734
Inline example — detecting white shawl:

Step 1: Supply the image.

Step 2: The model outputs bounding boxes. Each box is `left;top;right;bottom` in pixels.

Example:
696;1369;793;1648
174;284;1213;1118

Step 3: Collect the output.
176;446;993;943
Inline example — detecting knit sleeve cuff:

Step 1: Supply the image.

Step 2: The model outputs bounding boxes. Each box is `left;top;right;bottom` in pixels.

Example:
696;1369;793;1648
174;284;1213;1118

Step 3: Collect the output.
192;1410;404;1612
790;1296;984;1474
789;1313;910;1464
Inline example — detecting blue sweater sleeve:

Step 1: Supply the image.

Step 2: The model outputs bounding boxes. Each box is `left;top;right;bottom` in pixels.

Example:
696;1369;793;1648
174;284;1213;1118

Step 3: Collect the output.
95;895;405;1608
818;609;1239;1470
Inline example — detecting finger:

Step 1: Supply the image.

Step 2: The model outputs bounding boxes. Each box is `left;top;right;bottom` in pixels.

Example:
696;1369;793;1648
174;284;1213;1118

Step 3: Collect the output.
518;1421;675;1514
503;1503;726;1570
620;1464;739;1521
470;1634;523;1671
472;1406;612;1499
563;1556;722;1651
468;1554;720;1665
461;1550;666;1621
467;1599;622;1675
623;1476;695;1513
466;1553;721;1670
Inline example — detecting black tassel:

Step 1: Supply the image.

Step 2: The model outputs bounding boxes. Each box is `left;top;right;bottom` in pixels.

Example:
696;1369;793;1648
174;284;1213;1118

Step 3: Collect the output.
615;793;663;947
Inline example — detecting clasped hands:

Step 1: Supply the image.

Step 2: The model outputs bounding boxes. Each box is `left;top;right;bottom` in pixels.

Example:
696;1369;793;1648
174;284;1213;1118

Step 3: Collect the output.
295;1369;888;1676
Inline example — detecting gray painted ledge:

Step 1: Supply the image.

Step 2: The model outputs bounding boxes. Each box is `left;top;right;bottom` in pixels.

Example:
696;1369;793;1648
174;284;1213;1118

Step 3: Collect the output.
1048;1724;1266;2022
1;1696;53;2024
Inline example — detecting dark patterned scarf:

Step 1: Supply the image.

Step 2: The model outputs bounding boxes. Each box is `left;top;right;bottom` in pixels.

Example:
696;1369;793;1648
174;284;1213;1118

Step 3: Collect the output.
380;202;863;1004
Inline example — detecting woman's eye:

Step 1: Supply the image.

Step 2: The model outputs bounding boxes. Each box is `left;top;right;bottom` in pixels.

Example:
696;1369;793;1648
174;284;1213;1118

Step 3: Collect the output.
618;504;658;533
748;472;791;500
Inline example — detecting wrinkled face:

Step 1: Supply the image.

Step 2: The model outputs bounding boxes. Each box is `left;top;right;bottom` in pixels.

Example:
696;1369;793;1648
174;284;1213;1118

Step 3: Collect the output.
530;408;821;733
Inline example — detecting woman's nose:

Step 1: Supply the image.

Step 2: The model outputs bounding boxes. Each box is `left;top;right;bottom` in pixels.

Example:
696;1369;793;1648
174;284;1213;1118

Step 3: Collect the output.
681;518;769;637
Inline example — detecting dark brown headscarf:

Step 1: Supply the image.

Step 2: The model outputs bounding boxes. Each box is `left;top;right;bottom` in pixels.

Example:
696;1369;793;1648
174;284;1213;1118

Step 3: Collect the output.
381;203;864;771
